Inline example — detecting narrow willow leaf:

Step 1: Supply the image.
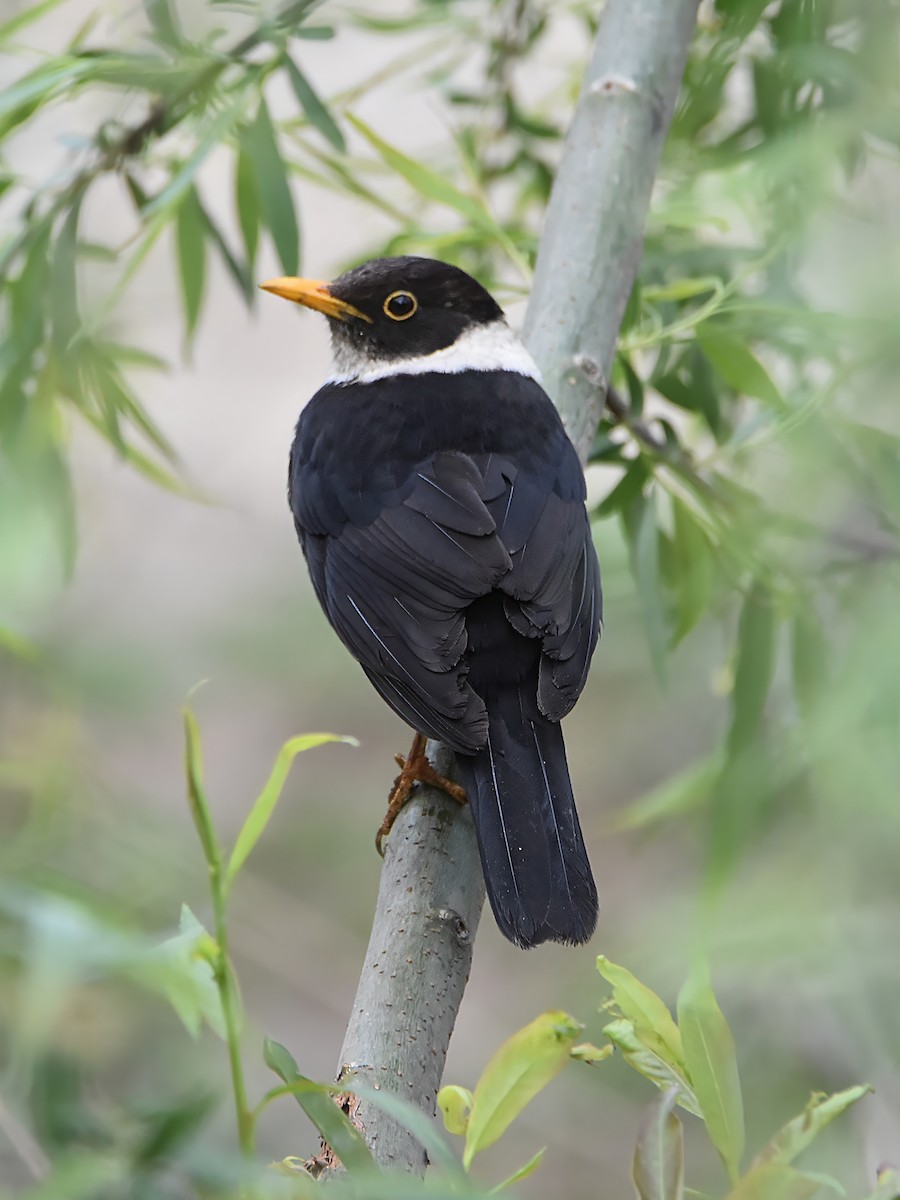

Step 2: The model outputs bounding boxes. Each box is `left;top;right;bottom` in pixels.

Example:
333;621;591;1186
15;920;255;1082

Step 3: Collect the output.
490;1148;546;1193
224;734;357;893
723;1165;825;1200
463;1011;582;1168
263;1039;376;1175
752;1085;872;1169
234;142;259;270
348;113;489;228
143;98;246;218
677;965;745;1182
0;0;67;42
671;499;715;644
196;198;253;304
728;583;777;755
603;1020;701;1117
182;707;220;868
50;197;81;359
611;750;725;833
597;957;686;1073
436;1085;472;1135
626;491;668;686
0;57;95;120
698;330;785;409
241;101;300;275
175;186;207;339
791;604;828;725
285;57;345;151
633;1088;685;1200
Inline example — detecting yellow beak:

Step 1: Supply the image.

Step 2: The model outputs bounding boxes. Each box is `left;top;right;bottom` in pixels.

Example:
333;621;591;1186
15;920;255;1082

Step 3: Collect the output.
258;276;372;323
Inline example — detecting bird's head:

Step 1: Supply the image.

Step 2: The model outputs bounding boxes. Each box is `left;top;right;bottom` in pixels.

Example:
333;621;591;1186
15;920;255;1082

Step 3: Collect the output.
260;256;530;383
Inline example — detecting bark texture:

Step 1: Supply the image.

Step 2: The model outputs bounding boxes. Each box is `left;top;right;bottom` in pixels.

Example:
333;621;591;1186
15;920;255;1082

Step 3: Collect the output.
327;0;700;1173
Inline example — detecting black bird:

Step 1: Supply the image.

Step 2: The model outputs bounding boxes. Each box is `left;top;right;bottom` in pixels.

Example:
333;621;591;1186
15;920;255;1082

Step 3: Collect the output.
262;257;602;948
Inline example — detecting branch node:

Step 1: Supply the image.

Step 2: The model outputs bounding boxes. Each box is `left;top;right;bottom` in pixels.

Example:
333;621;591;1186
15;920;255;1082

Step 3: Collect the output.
437;908;470;945
573;353;607;389
589;73;640;98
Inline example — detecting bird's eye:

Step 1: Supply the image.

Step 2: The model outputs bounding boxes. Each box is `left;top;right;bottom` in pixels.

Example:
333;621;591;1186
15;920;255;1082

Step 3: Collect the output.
383;290;418;321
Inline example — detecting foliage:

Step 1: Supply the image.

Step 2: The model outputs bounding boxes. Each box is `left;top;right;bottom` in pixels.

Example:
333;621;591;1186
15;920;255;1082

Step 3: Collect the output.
2;0;899;1196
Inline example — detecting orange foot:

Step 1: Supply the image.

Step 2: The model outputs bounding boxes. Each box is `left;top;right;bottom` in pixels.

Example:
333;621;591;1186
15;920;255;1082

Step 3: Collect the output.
375;732;468;856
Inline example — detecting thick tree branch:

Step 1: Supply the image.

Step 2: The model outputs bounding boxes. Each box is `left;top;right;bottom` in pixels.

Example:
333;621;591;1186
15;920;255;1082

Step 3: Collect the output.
328;0;699;1174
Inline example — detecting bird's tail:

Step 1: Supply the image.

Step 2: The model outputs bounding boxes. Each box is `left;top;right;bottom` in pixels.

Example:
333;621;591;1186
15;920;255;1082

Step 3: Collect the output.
454;689;598;949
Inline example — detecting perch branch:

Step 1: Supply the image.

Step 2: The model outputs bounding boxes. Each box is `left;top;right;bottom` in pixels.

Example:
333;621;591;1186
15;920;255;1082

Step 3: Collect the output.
327;0;700;1174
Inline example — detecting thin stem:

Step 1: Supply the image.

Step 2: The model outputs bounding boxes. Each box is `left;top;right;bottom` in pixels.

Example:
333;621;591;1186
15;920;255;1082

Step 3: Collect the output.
210;855;255;1156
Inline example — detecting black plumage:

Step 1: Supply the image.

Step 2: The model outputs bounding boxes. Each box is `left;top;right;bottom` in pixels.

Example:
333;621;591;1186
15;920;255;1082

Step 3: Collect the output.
266;257;602;948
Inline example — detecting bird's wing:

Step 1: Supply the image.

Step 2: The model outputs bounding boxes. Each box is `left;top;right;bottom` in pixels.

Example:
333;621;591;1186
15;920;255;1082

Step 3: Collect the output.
298;451;512;753
474;445;602;721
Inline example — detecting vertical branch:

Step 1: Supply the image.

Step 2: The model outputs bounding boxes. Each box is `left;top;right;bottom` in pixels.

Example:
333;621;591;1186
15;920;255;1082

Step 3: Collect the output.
328;0;700;1174
524;0;701;460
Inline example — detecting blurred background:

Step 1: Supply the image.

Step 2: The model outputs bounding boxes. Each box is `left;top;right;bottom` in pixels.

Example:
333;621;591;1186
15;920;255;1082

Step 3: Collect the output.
1;0;899;1196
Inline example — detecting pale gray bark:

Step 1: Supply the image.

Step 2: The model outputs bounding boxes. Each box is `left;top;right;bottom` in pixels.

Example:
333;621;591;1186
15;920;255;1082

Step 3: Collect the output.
328;0;700;1174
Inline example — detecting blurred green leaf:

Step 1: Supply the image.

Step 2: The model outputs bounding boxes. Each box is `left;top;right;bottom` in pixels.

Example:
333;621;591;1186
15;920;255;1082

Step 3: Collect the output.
791;604;828;725
612;750;725;833
723;1165;825;1200
633;1088;685;1200
728;584;777;756
490;1148;546;1193
463;1011;582;1167
132;905;225;1039
223;733;357;894
235;142;260;270
262;1038;376;1174
49;198;81;360
285;57;345;151
182;707;221;870
175;186;207;340
698;329;784;409
625;489;669;686
597;957;686;1074
143;97;247;218
241;100;300;275
437;1084;472;1135
348;113;489;226
0;0;67;41
677;964;745;1183
752;1086;872;1170
671;498;715;643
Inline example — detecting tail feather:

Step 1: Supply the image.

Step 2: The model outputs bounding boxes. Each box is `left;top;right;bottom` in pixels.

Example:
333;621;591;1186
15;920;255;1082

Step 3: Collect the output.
455;688;598;949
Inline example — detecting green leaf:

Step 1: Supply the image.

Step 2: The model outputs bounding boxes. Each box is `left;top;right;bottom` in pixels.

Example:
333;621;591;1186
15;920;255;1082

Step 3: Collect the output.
723;1165;825;1200
182;707;221;869
752;1086;872;1169
633;1088;685;1200
612;750;725;833
0;57;95;121
677;964;744;1182
625;489;668;686
263;1039;376;1175
728;583;777;755
602;1020;701;1118
860;1167;900;1200
224;733;357;893
240;101;300;275
348;113;489;229
698;329;784;409
234;143;260;270
143;97;246;218
0;0;67;42
570;1042;613;1065
462;1011;582;1168
791;604;828;725
597;958;686;1075
131;905;225;1039
436;1084;472;1136
671;499;715;643
490;1148;546;1193
285;57;345;151
175;186;207;339
50;198;82;360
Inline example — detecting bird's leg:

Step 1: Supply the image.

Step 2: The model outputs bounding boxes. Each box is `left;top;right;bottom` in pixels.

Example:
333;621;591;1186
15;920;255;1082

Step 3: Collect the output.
375;732;468;856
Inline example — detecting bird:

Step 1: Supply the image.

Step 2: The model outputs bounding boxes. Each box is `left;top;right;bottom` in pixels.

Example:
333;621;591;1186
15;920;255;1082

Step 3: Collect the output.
261;256;602;949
